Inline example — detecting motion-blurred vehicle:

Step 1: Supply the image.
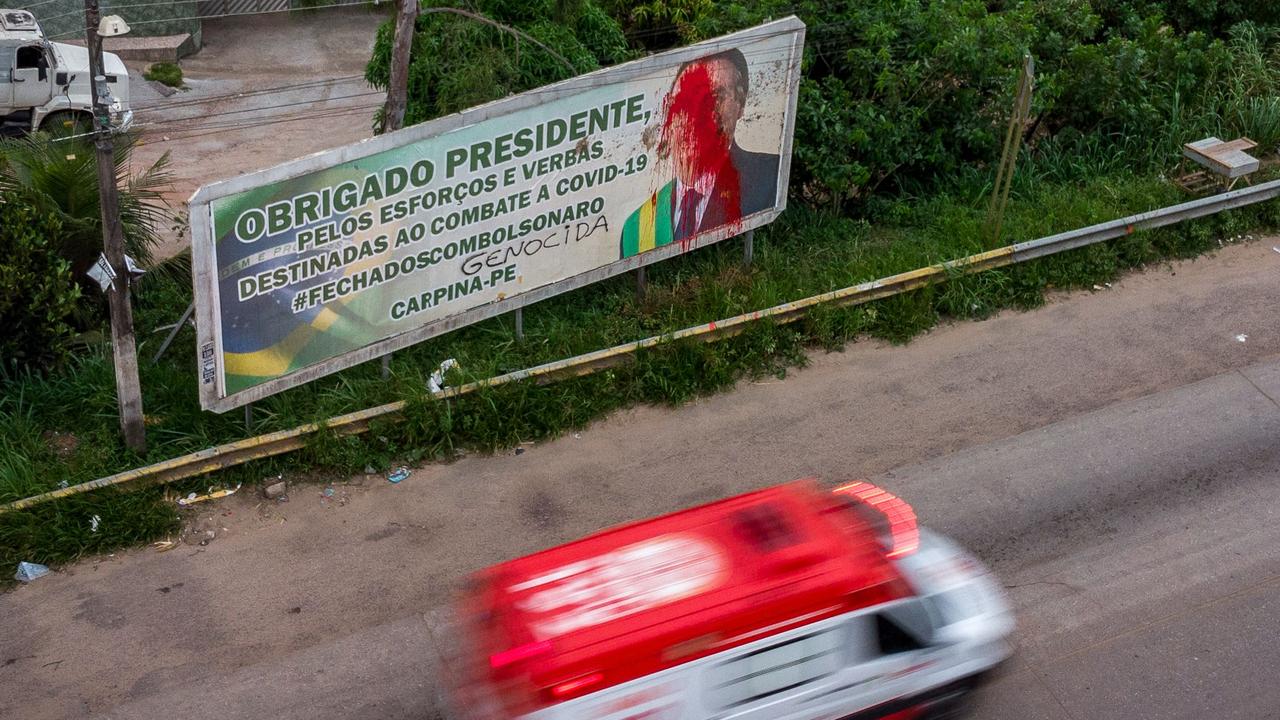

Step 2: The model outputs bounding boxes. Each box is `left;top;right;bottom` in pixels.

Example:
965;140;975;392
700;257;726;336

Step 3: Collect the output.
431;480;1013;719
0;9;132;136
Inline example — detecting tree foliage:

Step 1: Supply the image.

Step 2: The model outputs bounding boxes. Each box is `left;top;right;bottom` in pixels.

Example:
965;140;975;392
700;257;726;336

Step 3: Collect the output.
0;131;174;277
365;0;634;132
367;0;1280;211
0;191;80;377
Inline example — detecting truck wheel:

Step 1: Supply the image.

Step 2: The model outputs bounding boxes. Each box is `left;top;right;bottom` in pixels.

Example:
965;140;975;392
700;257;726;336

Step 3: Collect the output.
42;112;93;137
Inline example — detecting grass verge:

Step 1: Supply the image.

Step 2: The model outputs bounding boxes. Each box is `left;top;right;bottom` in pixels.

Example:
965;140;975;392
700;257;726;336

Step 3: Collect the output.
2;168;1279;576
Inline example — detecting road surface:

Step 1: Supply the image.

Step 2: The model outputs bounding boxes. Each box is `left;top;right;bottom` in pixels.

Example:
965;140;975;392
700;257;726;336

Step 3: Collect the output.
2;239;1278;719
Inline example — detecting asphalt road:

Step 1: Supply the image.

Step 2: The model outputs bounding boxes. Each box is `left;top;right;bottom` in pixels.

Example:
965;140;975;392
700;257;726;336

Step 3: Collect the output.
900;360;1280;719
95;358;1280;720
3;239;1279;719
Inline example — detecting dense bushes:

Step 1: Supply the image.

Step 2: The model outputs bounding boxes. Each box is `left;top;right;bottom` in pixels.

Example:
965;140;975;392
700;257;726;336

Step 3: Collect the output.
0;132;175;377
686;1;1280;208
0;192;80;377
369;1;1280;210
365;0;634;131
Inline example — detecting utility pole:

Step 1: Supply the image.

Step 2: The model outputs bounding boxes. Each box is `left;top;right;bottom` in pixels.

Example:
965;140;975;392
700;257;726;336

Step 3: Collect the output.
378;0;417;376
85;0;145;452
384;0;418;133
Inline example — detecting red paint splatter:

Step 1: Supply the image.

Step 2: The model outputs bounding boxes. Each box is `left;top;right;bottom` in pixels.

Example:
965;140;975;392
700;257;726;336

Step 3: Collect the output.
660;60;741;250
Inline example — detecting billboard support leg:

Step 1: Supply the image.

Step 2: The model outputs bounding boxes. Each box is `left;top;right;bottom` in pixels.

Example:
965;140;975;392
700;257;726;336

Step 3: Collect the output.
743;229;754;267
381;354;391;379
244;403;252;433
514;307;524;341
152;301;194;364
635;267;647;303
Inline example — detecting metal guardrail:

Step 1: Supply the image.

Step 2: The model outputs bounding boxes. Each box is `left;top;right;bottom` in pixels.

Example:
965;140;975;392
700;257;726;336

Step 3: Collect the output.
3;178;1278;514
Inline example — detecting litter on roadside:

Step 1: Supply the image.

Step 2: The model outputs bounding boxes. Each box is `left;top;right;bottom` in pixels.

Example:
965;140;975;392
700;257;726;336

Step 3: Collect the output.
428;358;460;393
387;467;411;484
14;561;50;583
1236;334;1249;343
151;540;177;553
322;487;336;498
262;477;287;500
89;515;101;533
177;483;242;507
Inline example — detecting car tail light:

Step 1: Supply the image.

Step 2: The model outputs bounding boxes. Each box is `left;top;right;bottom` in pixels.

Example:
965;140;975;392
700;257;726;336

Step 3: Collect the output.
489;640;552;671
832;481;919;558
549;672;604;700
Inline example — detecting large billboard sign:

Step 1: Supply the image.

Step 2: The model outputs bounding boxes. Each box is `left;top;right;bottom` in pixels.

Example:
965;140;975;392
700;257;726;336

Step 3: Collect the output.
191;17;805;412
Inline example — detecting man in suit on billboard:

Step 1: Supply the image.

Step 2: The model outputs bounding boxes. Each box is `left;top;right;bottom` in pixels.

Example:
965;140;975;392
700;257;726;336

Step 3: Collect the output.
621;48;781;258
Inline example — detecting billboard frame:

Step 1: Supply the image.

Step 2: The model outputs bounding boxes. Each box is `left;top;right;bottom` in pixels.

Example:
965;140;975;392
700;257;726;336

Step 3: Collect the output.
190;16;805;413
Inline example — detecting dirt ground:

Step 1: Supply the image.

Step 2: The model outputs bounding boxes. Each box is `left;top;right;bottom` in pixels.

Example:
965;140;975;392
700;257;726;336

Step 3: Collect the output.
124;8;389;259
2;237;1277;719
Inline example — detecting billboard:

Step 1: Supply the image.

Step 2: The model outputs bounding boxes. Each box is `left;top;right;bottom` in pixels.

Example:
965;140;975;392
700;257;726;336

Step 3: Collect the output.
190;17;805;412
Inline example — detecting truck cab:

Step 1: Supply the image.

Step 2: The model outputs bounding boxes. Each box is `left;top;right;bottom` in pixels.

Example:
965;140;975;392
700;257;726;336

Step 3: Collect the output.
0;9;132;135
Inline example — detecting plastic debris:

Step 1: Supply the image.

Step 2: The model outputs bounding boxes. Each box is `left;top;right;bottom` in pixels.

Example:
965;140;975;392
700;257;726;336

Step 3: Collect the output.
14;562;50;583
1235;334;1248;343
322;487;335;498
57;480;69;490
89;515;101;533
177;483;242;507
387;467;411;484
427;358;460;394
87;253;116;291
151;540;176;553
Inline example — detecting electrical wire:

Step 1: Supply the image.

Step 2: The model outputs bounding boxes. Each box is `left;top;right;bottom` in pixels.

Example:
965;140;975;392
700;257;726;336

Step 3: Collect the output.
42;1;375;39
136;88;383;126
131;74;367;112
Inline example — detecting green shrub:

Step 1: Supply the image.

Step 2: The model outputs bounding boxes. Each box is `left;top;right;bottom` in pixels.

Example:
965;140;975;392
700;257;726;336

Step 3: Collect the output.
144;62;183;88
365;0;634;132
0;192;81;378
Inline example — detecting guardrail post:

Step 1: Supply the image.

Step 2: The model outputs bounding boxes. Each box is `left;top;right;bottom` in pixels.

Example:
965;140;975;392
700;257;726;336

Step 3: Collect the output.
743;229;754;267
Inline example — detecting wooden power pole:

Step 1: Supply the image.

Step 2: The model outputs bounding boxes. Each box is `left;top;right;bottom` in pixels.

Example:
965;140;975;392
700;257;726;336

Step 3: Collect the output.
384;0;418;133
84;0;146;453
377;0;418;375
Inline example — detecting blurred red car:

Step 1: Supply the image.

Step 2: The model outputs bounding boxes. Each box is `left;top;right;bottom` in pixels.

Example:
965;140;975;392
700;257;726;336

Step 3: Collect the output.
430;480;1013;720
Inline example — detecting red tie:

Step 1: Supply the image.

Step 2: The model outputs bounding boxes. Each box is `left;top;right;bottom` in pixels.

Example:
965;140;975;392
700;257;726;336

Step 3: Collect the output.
678;187;701;239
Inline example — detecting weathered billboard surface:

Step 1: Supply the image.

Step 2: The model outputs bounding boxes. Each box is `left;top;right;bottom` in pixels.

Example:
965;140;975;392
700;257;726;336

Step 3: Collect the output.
191;17;805;412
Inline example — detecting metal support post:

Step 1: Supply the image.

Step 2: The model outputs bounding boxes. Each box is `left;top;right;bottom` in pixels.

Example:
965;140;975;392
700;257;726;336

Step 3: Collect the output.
635;267;647;303
514;307;524;341
743;229;754;266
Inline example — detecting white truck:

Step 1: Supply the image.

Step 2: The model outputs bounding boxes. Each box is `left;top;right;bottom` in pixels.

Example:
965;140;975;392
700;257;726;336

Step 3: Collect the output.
0;9;132;136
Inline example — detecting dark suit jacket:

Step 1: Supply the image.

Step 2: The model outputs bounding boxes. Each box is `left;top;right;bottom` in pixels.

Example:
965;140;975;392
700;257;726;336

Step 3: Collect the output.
732;143;781;219
679;144;781;241
621;143;783;255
